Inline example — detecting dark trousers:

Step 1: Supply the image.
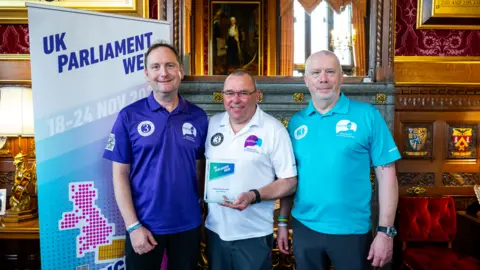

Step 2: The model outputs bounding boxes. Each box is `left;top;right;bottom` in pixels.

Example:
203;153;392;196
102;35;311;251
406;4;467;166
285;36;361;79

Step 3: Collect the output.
125;226;201;270
207;229;273;270
292;218;372;270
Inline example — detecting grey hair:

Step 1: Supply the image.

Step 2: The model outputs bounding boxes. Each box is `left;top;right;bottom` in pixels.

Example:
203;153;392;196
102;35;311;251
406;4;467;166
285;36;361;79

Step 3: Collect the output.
305;50;341;74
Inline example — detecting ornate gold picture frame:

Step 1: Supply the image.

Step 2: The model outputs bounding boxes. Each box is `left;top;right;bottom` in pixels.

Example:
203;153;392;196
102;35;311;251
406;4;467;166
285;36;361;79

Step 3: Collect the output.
209;0;262;75
0;0;149;24
417;0;480;30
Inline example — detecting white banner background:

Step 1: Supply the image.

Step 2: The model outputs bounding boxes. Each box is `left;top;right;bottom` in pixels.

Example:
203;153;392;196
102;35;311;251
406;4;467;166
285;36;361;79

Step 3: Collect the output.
28;4;170;269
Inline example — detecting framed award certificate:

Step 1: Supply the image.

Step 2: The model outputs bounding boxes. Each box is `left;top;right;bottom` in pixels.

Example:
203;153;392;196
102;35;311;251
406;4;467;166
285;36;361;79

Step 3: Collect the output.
204;159;237;203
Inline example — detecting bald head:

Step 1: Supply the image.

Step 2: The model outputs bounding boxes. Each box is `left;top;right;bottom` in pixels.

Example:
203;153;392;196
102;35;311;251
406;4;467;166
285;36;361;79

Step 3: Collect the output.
305;50;341;75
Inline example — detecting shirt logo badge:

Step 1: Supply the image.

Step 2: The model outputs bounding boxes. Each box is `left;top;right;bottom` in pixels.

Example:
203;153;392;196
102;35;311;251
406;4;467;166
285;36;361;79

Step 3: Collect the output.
182;122;197;137
137;121;155;137
211;133;224;146
182;122;197;142
294;125;308;140
244;135;262;153
336;120;357;138
105;133;115;151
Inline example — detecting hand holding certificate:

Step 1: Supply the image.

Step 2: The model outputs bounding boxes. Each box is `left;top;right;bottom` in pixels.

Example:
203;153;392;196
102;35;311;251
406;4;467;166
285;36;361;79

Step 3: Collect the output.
204;159;237;203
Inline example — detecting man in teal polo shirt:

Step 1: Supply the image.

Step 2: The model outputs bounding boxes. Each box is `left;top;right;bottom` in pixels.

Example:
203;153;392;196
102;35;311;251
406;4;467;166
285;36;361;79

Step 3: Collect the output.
277;50;401;270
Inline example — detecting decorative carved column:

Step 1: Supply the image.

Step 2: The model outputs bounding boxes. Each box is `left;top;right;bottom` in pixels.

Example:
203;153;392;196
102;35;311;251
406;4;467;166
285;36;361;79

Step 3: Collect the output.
279;0;294;76
161;0;183;55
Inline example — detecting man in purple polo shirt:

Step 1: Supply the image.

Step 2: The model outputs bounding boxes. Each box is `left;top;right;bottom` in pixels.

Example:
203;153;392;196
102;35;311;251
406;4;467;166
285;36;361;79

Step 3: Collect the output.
103;42;208;269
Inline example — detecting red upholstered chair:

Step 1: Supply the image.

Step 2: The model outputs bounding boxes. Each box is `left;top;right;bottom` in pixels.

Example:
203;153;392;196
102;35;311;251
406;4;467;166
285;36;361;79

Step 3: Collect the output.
397;196;480;270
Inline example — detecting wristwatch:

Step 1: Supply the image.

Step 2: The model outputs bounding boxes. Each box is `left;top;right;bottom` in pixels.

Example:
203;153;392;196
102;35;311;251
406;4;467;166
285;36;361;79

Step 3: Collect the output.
249;189;261;204
377;226;397;238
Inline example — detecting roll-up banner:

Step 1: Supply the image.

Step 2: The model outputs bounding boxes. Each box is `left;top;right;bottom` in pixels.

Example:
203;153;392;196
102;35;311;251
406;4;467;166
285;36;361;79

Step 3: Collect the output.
27;3;170;269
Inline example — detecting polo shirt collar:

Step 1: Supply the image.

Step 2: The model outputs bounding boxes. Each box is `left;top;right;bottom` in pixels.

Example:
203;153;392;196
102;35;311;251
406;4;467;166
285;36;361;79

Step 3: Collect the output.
305;93;350;116
220;106;263;129
147;91;189;114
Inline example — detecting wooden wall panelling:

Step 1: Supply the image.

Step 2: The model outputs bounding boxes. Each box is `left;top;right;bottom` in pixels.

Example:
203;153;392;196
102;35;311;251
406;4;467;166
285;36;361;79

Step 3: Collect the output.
395;88;480;198
394;57;480;85
0;55;31;84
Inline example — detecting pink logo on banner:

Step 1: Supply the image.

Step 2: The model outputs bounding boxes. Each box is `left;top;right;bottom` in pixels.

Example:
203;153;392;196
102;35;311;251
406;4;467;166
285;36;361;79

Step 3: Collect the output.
59;182;114;257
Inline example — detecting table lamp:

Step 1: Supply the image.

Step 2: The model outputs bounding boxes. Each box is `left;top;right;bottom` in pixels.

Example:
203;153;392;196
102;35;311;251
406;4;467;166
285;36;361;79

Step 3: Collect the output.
0;87;37;223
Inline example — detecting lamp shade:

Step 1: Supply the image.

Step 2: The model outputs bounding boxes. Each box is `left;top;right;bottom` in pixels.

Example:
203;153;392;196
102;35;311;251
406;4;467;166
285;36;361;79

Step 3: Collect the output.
0;87;35;137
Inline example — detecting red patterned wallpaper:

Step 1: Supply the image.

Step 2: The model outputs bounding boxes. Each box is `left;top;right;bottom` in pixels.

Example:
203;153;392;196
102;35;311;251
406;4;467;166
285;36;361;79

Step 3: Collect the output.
0;25;29;54
396;0;480;56
0;0;158;54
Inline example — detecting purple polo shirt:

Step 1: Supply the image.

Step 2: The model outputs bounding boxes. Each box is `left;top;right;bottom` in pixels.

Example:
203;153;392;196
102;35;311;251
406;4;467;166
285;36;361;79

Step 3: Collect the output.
103;92;208;234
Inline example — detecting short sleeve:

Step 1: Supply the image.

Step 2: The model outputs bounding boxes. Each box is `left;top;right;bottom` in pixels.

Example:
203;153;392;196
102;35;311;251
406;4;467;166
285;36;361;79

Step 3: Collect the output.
103;110;132;164
196;112;209;160
369;108;401;166
271;125;298;179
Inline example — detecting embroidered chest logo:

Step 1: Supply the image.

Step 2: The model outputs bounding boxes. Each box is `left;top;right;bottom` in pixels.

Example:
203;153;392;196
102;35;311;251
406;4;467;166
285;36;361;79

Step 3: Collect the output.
105;133;115;151
211;133;224;146
294;125;308;140
137;121;155;137
336;120;357;138
182;122;197;142
244;135;263;153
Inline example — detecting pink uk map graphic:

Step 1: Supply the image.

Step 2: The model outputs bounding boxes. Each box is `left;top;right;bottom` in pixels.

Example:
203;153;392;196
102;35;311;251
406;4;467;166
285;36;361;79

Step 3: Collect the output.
59;182;115;259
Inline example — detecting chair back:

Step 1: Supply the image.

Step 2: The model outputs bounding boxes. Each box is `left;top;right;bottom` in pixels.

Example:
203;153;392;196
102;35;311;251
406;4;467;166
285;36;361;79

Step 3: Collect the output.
397;197;457;243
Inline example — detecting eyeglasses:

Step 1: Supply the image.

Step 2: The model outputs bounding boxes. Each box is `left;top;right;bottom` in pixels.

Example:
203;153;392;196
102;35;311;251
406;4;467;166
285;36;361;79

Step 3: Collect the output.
222;90;257;98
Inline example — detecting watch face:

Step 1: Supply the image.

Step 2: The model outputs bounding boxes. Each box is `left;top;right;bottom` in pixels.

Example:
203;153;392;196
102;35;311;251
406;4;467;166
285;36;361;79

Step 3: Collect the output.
378;226;397;237
387;227;397;237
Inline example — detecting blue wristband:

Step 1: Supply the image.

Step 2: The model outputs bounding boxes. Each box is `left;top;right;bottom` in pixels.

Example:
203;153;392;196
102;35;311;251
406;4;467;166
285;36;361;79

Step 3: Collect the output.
127;222;143;233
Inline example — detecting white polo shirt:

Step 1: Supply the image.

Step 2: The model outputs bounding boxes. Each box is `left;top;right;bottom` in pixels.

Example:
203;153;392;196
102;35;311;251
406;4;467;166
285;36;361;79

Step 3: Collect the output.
205;107;297;241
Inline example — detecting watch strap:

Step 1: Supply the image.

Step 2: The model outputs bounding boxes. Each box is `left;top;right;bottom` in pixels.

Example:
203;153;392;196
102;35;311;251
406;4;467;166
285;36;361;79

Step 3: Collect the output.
249;189;261;204
377;226;396;238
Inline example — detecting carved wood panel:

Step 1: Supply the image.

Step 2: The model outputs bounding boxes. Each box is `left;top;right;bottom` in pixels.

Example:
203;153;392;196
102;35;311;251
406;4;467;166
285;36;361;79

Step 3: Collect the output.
396;86;480;111
395;86;480;199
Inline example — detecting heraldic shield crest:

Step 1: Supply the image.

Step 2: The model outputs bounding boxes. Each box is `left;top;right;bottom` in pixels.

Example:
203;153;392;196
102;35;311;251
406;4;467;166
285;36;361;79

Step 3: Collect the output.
447;125;476;159
408;127;427;151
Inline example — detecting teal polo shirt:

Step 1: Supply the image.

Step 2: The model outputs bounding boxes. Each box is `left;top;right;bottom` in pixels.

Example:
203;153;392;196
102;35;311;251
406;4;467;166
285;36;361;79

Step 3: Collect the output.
288;93;401;235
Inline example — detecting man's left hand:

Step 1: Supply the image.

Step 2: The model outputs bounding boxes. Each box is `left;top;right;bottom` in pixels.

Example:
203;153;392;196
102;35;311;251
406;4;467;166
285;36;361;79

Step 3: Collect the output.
367;232;393;267
219;192;255;211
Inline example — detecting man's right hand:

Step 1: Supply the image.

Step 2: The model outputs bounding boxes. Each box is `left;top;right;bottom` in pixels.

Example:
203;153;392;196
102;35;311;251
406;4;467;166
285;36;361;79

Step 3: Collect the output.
130;226;158;255
277;226;291;254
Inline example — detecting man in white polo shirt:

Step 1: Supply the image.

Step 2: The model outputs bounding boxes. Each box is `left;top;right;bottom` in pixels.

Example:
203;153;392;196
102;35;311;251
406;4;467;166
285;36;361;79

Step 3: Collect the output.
204;69;298;270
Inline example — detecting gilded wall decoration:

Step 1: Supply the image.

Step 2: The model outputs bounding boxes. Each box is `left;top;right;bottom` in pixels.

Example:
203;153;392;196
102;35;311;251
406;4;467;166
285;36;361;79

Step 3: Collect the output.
406;186;427;195
375;93;386;104
403;123;433;159
213;92;223;103
398;172;435;186
417;0;480;30
293;93;304;103
446;124;477;159
28;137;36;158
442;173;479;186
